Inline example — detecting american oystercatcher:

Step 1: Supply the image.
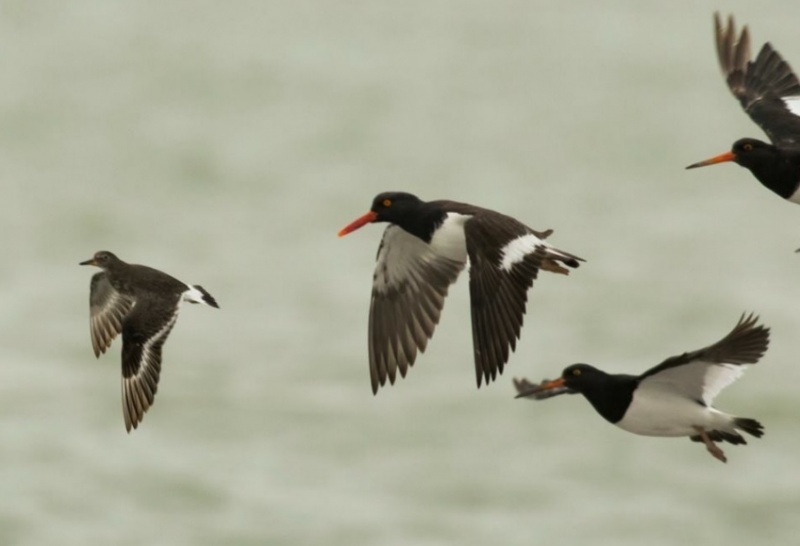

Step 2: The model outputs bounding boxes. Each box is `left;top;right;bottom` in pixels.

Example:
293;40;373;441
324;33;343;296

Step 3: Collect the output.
687;13;800;205
514;314;769;463
338;191;584;394
80;251;219;432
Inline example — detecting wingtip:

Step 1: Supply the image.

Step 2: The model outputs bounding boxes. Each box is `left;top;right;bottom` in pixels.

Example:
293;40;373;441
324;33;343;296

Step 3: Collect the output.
737;311;768;336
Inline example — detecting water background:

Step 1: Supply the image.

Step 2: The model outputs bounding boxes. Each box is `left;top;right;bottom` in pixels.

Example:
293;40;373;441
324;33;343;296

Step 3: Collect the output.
2;1;799;544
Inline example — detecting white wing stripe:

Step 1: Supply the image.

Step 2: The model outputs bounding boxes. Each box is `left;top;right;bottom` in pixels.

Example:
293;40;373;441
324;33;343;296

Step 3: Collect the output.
428;213;471;260
122;309;179;429
782;95;800;117
499;234;544;272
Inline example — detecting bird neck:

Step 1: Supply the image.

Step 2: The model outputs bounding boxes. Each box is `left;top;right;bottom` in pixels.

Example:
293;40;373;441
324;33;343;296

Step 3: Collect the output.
747;150;800;200
395;206;448;243
577;375;639;424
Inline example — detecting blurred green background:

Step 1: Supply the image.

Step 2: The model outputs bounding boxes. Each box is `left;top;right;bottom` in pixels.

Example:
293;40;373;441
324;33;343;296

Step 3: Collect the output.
1;1;798;544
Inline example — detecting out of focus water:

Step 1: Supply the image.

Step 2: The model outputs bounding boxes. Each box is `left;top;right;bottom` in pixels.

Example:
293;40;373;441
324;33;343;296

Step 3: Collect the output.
2;1;799;544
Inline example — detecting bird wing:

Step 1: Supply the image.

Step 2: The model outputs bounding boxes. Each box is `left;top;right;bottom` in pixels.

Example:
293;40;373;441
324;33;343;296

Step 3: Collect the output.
464;216;579;388
638;313;769;406
368;225;467;393
88;272;136;358
715;13;800;146
120;295;181;432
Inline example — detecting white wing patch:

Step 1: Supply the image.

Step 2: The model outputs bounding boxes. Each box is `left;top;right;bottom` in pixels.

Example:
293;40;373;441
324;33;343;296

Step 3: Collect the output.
782;96;800;117
428;212;471;261
499;234;545;272
182;285;207;305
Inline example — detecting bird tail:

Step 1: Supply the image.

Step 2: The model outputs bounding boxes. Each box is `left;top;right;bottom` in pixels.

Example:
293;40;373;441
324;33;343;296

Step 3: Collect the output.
733;417;764;438
689;418;764;445
184;285;220;308
533;228;584;275
540;246;584;275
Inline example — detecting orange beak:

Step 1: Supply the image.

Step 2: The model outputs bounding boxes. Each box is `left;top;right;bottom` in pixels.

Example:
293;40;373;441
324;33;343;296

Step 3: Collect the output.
514;377;567;399
686;151;736;170
338;210;378;237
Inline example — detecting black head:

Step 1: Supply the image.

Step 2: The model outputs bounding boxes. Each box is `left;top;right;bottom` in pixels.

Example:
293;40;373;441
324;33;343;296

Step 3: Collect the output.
79;250;120;268
730;138;779;168
338;191;427;237
560;363;610;392
369;192;424;223
686;137;800;197
686;138;776;170
516;363;610;398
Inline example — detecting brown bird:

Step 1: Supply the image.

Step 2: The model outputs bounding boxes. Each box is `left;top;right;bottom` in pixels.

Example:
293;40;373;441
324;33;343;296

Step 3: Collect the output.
80;251;219;431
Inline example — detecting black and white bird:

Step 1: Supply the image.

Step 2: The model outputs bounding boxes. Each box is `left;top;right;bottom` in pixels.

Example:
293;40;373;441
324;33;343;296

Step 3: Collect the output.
338;191;583;394
514;314;769;463
80;251;219;432
687;13;800;205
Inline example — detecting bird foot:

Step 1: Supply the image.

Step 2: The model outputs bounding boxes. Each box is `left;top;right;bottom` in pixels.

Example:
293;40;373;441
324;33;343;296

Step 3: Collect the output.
693;426;727;463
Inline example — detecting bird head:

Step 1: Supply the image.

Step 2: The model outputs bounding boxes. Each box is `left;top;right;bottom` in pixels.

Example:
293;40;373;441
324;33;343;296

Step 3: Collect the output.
685;138;775;170
338;192;424;236
79;250;118;268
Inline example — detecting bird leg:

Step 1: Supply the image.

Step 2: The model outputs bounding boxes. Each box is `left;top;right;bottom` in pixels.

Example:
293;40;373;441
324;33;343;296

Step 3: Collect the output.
693;426;727;463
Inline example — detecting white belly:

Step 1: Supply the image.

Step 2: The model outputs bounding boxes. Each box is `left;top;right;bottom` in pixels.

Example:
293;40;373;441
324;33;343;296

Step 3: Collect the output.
616;387;731;438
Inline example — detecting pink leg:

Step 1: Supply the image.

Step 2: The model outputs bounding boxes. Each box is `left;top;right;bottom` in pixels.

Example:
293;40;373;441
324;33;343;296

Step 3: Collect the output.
693;426;727;463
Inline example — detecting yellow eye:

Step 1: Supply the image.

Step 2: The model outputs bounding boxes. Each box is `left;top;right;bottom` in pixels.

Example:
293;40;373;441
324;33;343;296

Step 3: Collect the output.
743;143;753;152
572;368;582;376
382;198;392;207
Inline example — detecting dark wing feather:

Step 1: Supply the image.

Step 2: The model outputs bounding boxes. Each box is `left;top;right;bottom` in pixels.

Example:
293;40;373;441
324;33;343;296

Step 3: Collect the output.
639;313;769;405
716;13;800;146
464;216;563;388
120;296;180;432
368;225;466;394
88;272;135;357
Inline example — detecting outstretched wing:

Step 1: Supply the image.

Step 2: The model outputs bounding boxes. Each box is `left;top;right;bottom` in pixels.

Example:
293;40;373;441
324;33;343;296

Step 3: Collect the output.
465;216;581;388
715;12;800;146
88;272;135;357
368;225;467;394
639;313;769;405
120;296;181;432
